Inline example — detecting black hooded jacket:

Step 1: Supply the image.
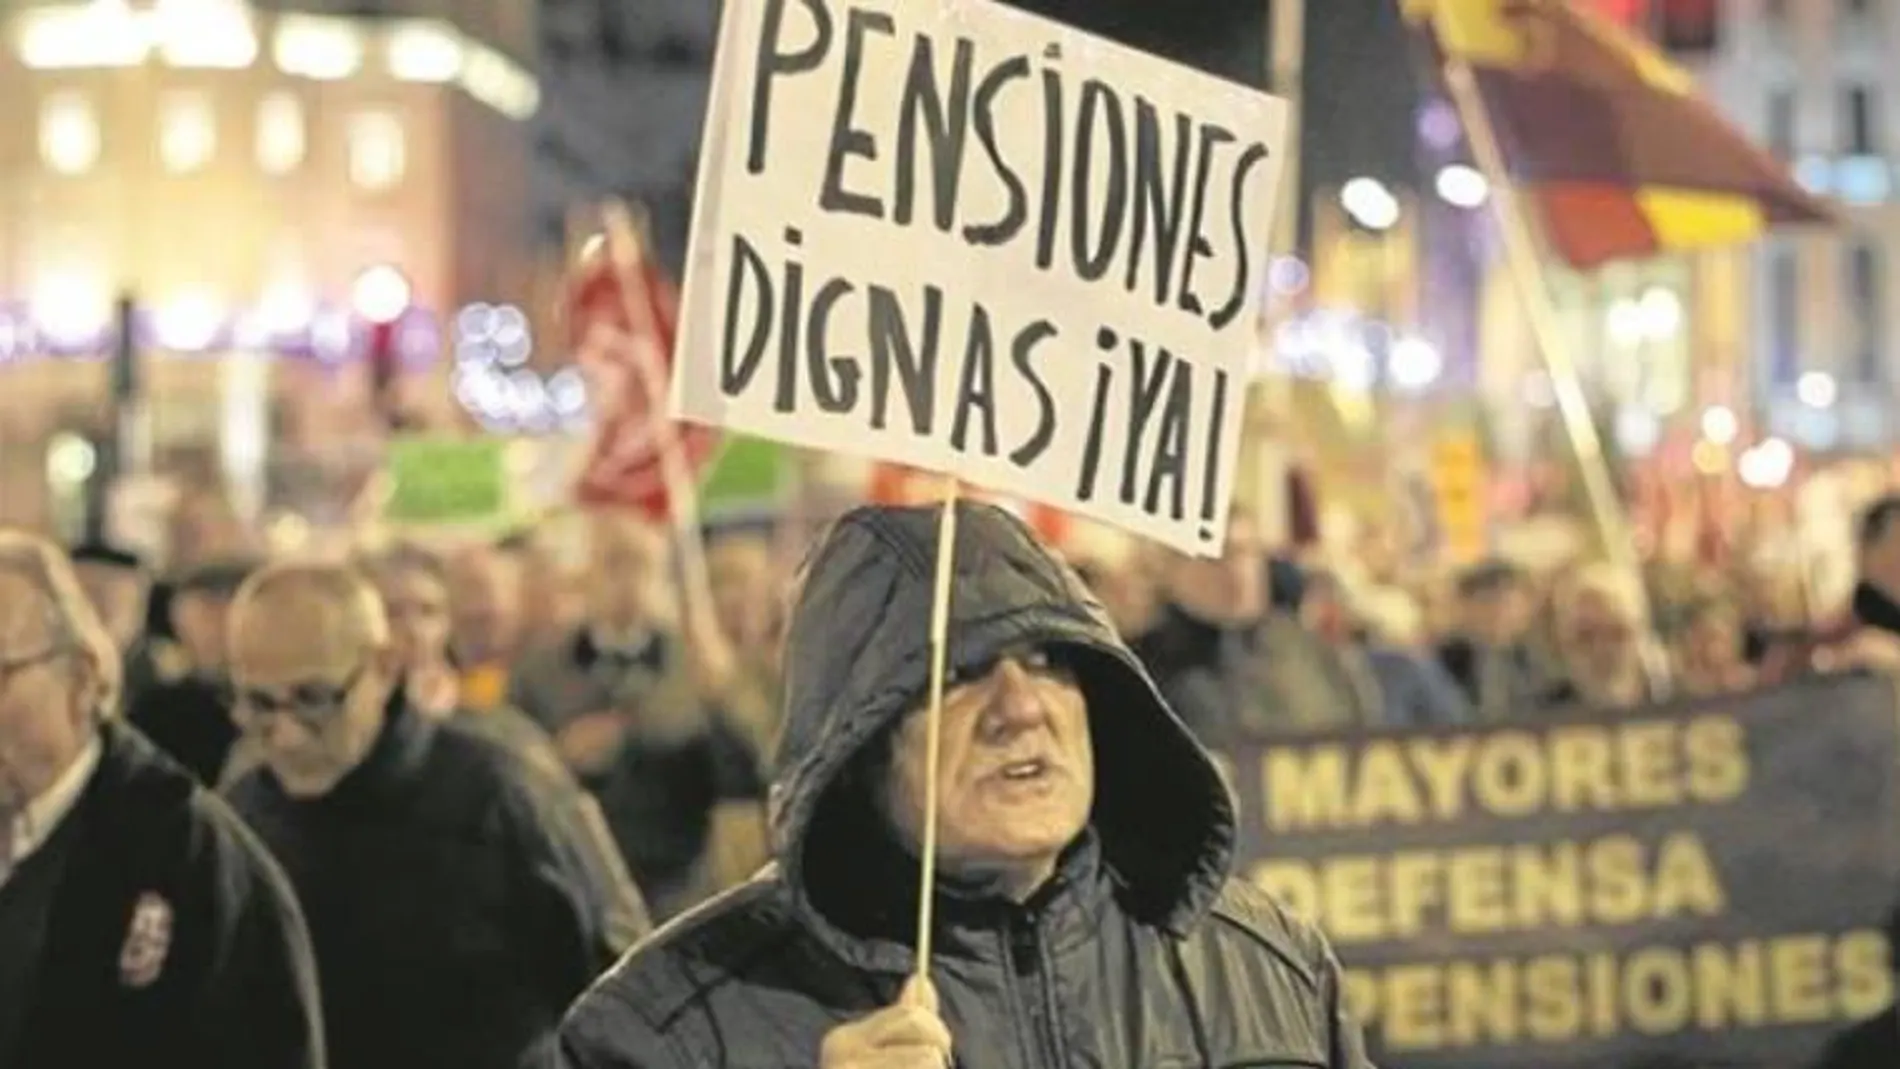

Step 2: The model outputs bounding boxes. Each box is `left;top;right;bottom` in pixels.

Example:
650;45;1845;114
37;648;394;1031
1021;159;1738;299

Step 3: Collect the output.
555;503;1373;1067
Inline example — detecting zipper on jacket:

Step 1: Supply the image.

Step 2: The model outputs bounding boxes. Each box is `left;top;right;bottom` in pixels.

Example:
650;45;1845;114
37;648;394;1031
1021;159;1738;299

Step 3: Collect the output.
1004;910;1068;1066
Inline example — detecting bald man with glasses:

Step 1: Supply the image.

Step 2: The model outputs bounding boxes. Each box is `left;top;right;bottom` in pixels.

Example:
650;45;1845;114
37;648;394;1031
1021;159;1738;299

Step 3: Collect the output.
0;530;322;1069
223;562;633;1069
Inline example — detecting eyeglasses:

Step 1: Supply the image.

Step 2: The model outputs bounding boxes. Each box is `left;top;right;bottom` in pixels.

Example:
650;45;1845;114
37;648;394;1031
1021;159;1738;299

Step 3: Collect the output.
229;662;368;727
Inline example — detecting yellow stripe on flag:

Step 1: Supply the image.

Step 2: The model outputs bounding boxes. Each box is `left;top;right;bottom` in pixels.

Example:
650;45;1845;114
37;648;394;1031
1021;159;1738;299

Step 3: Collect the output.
1410;0;1534;66
1635;188;1766;249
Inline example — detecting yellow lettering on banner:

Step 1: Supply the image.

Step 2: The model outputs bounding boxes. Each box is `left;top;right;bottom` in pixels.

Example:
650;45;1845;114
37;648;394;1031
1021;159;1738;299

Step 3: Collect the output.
1651;833;1726;917
1352;934;1889;1052
1409;736;1475;820
1446;848;1507;934
1256;835;1727;943
1445;960;1520;1044
1547;726;1616;811
1589;836;1649;925
1261;714;1753;831
1262;747;1349;832
1524;955;1584;1039
1624;948;1694;1034
1619;722;1685;808
1684;715;1750;802
1387;850;1444;938
1587;950;1620;1035
1836;930;1895;1018
1470;731;1547;817
1513;841;1583;928
1770;936;1834;1023
1383;965;1445;1050
1692;941;1767;1029
1325;856;1386;943
1355;743;1426;826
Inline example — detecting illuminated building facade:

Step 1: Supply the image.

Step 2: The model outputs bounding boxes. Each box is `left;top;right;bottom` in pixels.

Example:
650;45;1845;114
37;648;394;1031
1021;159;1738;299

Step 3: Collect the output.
1681;0;1900;451
0;0;540;531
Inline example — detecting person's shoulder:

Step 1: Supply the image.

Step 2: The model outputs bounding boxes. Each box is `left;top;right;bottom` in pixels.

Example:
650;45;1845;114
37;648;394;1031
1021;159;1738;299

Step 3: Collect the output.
561;873;805;1051
181;783;304;906
93;728;298;917
1198;877;1335;996
428;718;559;810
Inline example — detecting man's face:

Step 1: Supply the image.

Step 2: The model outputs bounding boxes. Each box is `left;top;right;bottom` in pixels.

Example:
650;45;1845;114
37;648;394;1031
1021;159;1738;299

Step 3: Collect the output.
0;572;87;813
879;646;1094;881
585;519;664;632
1465;583;1529;646
1165;516;1264;628
73;562;145;650
1300;580;1352;644
447;551;520;665
708;539;773;649
228;603;395;798
171;591;233;671
1562;589;1639;680
379;569;451;670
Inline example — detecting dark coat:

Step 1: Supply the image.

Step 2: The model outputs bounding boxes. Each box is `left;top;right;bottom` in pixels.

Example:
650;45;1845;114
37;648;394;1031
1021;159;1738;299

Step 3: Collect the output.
446;705;654;951
0;719;323;1069
228;703;626;1069
555;503;1372;1068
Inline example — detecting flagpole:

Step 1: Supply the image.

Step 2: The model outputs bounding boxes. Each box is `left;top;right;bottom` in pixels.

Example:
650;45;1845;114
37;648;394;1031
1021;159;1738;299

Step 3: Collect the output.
1441;53;1669;695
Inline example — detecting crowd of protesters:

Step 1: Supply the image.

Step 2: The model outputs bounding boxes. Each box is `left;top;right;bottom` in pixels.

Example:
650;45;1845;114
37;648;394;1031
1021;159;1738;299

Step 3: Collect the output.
9;478;1900;1067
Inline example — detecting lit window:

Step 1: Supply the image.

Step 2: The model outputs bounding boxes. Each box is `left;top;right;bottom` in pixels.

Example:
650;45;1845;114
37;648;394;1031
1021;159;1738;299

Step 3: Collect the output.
1843;84;1879;156
1766;87;1795;159
159;91;217;173
39;91;100;175
387;20;463;83
153;0;259;69
348;111;405;191
273;15;363;80
256;92;305;175
1848;241;1886;384
1767;243;1800;387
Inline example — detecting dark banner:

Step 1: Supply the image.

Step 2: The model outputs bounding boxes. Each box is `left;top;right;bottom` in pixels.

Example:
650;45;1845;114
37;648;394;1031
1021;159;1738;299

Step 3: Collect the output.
1230;671;1900;1069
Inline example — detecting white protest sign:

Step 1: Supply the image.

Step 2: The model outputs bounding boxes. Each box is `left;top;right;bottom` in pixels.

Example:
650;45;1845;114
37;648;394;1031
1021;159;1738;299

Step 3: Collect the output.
674;0;1289;555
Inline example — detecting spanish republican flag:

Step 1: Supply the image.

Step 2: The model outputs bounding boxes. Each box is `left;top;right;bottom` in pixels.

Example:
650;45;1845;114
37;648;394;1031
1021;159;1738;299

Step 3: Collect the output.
1405;0;1831;269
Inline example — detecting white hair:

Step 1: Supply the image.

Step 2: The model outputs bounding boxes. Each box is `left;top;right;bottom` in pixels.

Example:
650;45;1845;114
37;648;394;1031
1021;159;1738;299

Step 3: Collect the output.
0;528;123;720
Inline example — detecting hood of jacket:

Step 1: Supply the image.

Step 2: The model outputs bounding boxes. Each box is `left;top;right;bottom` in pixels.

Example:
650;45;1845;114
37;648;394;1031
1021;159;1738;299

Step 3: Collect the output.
770;502;1236;973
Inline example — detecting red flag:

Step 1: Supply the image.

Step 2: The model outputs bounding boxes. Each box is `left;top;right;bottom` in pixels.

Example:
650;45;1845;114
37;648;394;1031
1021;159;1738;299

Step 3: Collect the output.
568;226;720;520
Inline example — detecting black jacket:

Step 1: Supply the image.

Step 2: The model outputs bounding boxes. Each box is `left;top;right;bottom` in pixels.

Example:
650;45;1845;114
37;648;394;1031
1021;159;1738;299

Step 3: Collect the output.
229;703;624;1069
446;705;654;951
0;720;323;1069
555;503;1373;1067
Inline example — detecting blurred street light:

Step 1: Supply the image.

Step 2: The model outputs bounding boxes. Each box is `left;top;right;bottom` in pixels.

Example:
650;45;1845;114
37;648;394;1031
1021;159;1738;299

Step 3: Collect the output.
1738;437;1795;489
154;293;224;350
1700;404;1739;445
350;265;411;324
1340;177;1400;231
32;272;109;346
1797;370;1838;409
1388;335;1443;390
1638;286;1682;338
1434;164;1489;208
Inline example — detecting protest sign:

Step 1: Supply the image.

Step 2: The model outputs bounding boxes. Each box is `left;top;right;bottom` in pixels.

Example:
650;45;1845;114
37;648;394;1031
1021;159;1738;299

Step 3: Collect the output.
1230;672;1900;1069
383;437;510;526
674;0;1289;555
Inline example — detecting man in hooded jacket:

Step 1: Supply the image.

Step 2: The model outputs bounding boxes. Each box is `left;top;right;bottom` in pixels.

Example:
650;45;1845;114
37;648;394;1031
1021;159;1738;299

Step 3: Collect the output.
555;502;1373;1068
